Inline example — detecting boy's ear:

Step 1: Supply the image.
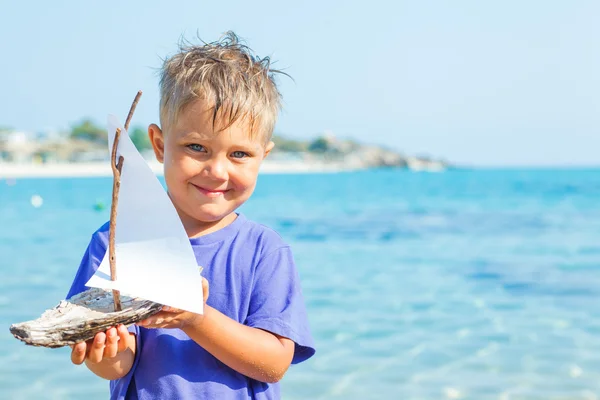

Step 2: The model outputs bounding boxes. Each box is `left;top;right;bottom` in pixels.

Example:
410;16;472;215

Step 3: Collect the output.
263;141;275;159
148;123;165;163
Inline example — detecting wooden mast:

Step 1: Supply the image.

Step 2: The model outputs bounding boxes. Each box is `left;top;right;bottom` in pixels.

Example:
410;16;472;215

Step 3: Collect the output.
108;91;142;311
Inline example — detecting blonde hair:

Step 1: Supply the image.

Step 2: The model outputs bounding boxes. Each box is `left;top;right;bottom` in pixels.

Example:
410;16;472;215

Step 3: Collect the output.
159;31;285;142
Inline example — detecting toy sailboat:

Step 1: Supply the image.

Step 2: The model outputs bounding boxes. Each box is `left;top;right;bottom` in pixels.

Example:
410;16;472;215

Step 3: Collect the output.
9;92;204;348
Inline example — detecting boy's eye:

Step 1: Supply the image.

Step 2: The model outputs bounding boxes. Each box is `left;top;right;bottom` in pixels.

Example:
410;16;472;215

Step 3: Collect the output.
231;151;249;158
187;144;206;152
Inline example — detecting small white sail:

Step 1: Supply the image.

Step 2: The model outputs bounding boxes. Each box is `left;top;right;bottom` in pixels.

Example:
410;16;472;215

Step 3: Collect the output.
85;115;204;314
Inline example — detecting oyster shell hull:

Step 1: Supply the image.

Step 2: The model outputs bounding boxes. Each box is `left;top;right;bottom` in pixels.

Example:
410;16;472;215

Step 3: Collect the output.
9;287;162;348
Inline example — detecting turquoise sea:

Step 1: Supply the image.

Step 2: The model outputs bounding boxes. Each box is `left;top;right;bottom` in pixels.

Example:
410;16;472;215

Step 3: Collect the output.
2;168;600;399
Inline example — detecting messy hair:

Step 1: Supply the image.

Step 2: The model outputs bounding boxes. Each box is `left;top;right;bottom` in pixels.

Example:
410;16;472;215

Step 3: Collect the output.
159;31;286;141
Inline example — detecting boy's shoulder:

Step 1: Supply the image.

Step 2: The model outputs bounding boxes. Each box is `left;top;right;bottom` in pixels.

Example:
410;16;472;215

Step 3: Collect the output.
235;214;289;249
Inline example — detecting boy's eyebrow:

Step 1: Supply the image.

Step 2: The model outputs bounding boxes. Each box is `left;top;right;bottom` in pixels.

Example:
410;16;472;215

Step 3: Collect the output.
228;140;263;152
180;131;212;140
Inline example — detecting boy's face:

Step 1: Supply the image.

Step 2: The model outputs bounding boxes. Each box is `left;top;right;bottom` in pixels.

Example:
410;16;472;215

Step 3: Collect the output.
149;100;273;233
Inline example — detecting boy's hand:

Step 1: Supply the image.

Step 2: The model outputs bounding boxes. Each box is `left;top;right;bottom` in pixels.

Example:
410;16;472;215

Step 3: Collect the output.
138;277;209;330
70;324;130;365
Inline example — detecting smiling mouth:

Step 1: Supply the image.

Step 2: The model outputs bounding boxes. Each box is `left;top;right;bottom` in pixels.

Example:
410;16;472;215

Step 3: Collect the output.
192;184;229;198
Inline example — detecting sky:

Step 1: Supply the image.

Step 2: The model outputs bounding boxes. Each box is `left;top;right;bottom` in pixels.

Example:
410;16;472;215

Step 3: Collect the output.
0;0;598;166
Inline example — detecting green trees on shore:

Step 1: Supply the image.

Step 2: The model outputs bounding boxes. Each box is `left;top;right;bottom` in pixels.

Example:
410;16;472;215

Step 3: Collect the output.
69;119;151;151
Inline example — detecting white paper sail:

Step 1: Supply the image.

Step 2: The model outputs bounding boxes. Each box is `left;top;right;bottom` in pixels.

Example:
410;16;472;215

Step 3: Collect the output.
85;115;204;314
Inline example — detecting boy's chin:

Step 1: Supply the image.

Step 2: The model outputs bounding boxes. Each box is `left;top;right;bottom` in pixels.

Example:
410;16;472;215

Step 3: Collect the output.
192;207;237;224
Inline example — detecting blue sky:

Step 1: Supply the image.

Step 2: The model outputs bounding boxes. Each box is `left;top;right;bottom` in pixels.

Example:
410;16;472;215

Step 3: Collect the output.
1;0;598;166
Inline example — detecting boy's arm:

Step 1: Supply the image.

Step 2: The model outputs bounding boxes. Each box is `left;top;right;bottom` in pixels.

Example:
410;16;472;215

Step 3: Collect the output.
141;305;294;383
71;325;137;381
186;306;294;383
138;244;315;383
138;277;296;383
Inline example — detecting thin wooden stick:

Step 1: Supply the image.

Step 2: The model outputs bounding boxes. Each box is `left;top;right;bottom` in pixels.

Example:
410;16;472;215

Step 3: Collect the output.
109;128;124;312
108;90;143;312
124;90;142;131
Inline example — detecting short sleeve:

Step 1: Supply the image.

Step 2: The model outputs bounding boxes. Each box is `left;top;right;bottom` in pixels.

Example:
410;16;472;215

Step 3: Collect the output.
66;224;109;299
245;246;315;364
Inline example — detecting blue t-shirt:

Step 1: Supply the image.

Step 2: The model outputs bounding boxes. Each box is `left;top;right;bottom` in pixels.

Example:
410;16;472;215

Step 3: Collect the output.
67;213;315;400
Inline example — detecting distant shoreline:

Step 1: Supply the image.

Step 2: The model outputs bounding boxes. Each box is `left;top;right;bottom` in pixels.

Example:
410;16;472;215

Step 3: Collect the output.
0;160;353;179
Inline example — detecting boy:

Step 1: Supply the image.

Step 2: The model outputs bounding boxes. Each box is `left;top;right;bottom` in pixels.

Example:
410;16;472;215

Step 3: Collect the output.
66;31;315;399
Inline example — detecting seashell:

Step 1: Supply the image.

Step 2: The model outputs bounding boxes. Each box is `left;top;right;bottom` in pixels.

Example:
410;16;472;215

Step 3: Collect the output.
9;287;161;348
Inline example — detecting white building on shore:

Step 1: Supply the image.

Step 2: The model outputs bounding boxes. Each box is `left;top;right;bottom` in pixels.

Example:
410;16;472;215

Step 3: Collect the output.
0;129;105;164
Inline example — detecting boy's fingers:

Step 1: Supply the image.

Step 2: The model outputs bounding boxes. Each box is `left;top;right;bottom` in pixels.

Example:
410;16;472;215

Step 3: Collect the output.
137;318;150;327
104;328;119;359
87;332;106;364
70;342;87;365
202;278;209;302
117;325;129;353
162;306;182;313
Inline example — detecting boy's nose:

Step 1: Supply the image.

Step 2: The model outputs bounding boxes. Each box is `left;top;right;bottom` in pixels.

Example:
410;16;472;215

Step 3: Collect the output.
203;157;228;181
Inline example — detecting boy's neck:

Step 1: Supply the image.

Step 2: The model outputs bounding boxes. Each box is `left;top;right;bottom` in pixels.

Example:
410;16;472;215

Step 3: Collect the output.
180;212;238;239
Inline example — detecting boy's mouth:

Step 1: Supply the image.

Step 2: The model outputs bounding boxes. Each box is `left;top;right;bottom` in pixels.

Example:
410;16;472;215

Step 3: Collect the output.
192;183;229;198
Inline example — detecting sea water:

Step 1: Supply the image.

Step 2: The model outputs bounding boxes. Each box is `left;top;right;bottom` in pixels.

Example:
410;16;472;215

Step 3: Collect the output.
1;168;600;399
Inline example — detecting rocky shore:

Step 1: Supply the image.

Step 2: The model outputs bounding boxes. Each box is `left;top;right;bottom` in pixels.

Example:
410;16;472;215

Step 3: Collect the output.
272;133;449;171
1;125;449;173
